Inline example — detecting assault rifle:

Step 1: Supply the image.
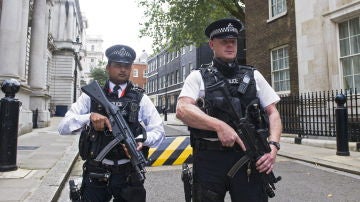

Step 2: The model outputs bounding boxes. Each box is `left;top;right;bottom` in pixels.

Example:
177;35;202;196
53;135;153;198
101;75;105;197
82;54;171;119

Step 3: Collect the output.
205;80;281;198
81;81;147;182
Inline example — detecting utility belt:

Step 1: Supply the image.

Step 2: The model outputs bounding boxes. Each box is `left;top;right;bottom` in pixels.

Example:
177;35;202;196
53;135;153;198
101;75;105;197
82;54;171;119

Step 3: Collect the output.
84;159;132;175
193;139;243;152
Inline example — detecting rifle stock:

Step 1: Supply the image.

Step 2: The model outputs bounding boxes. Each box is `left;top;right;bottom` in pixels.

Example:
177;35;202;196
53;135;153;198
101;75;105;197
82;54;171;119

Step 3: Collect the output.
81;81;147;182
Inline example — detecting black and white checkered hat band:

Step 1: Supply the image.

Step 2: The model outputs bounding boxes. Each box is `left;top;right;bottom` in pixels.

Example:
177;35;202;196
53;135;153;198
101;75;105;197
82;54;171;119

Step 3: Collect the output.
210;23;239;38
110;48;132;58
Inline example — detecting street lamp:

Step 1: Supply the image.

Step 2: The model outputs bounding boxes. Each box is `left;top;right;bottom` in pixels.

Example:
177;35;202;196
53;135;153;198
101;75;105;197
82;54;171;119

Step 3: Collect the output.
72;36;82;103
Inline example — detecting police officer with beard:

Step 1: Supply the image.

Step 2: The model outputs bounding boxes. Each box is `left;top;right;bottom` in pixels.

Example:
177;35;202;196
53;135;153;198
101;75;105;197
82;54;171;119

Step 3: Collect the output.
176;19;282;202
58;44;165;201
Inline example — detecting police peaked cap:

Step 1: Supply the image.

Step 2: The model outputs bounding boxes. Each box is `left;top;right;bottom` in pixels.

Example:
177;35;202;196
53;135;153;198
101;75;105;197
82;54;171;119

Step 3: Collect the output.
105;44;136;64
205;18;243;39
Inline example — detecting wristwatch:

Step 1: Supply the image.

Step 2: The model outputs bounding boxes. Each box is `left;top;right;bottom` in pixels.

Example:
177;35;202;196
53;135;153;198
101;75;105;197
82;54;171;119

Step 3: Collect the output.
268;141;280;150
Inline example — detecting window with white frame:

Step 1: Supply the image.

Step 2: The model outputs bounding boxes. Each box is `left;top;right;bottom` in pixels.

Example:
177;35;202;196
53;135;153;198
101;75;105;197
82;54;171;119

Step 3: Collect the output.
189;63;193;73
182;65;186;81
162;76;165;88
133;69;139;77
159;57;163;66
166;74;170;87
175;69;179;84
339;17;360;92
269;0;287;19
271;46;290;92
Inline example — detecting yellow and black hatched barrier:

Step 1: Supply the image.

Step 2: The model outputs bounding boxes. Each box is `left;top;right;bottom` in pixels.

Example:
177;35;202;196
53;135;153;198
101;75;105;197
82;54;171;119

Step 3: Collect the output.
147;136;193;166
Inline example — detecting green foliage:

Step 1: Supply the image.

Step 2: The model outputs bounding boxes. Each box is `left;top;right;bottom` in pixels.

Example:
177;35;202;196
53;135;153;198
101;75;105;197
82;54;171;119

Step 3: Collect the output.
137;0;245;52
90;65;108;86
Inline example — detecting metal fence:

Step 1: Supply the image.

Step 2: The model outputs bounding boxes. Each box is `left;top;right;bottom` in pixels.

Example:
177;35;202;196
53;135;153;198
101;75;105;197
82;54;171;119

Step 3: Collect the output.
278;88;360;142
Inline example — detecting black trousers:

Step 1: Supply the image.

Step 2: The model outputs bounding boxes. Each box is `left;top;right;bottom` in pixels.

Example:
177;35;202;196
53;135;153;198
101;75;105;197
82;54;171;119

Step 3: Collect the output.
81;161;146;202
192;149;268;202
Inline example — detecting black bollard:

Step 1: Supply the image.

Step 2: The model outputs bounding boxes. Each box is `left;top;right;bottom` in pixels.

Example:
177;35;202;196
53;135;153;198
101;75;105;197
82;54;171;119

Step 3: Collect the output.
33;108;38;128
335;94;350;156
0;79;21;171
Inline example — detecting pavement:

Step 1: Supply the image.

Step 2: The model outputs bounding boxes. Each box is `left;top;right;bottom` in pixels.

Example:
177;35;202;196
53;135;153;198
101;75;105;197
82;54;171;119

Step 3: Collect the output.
0;113;359;202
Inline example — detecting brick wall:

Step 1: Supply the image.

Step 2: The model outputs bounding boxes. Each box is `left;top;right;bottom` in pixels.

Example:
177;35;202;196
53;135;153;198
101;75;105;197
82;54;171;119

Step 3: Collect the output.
130;63;147;89
244;0;298;94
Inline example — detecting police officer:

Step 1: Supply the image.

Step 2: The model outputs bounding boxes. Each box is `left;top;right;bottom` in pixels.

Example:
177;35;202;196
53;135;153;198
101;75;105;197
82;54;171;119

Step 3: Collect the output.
58;44;165;201
176;18;282;202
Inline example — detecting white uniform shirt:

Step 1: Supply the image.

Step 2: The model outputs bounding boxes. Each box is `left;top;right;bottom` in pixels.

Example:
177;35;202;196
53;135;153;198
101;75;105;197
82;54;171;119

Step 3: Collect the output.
179;69;280;108
58;82;165;148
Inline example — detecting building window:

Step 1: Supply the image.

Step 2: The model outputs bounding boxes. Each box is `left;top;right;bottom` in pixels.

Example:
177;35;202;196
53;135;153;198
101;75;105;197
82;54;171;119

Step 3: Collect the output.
189;63;193;73
169;72;174;86
91;45;95;51
175;69;179;84
182;65;186;81
339;17;360;92
271;46;290;92
162;76;166;88
269;0;287;19
133;69;139;77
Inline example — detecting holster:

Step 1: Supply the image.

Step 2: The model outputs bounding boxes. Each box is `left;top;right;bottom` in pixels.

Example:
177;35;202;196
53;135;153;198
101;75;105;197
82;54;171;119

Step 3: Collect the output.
79;125;106;160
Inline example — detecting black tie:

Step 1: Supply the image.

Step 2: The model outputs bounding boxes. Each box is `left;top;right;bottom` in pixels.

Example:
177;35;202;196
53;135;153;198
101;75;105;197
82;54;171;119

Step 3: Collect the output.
112;85;121;97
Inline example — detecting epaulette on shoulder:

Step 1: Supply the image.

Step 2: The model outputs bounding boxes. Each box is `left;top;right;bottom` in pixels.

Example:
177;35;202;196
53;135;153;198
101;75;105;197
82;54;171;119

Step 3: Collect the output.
196;62;212;70
239;64;256;71
131;86;145;93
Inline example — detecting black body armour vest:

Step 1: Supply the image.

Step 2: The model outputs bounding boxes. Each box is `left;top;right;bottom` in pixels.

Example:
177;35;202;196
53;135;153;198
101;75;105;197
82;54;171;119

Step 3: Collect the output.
189;58;259;139
79;81;147;161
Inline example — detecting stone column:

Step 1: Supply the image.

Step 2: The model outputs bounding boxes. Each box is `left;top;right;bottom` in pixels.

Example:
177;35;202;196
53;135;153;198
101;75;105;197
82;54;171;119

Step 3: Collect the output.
28;0;50;127
18;0;30;81
28;0;47;89
66;1;75;41
0;0;22;79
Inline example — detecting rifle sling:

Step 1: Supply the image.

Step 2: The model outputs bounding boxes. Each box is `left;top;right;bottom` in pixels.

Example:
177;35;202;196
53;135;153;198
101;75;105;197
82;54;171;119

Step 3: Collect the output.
227;154;250;178
94;138;120;162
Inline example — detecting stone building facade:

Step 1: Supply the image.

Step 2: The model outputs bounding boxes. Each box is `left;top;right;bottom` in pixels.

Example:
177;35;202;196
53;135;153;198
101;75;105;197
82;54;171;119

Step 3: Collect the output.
244;0;360;94
295;0;360;93
0;0;85;134
82;35;104;84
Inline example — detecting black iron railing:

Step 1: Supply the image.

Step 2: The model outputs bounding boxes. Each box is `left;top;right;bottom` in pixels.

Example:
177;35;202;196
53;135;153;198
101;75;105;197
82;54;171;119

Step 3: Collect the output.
278;88;360;142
